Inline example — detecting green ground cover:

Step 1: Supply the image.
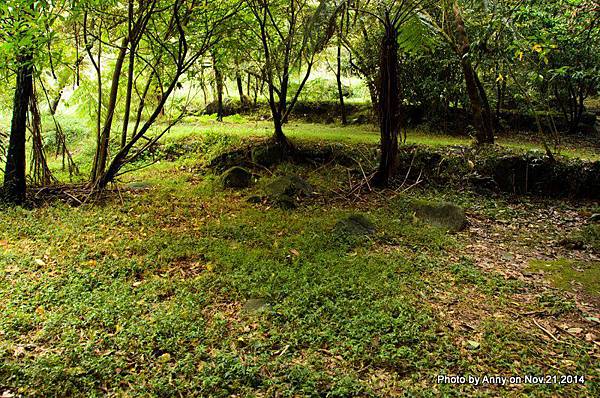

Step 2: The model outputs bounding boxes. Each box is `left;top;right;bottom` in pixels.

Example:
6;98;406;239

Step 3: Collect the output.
0;122;598;396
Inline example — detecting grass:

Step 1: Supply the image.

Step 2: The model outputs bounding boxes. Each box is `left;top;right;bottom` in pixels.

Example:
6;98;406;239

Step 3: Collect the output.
1;129;599;396
0;115;599;396
167;116;600;160
529;258;600;297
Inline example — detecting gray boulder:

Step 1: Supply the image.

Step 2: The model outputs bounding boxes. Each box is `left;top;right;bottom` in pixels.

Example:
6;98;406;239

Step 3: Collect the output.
411;201;467;232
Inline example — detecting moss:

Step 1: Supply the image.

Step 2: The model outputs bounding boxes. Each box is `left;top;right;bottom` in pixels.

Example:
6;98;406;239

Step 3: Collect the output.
221;167;252;189
529;258;600;297
411;200;467;233
579;224;600;252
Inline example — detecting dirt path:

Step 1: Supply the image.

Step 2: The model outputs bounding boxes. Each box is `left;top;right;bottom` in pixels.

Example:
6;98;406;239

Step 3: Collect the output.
455;198;600;350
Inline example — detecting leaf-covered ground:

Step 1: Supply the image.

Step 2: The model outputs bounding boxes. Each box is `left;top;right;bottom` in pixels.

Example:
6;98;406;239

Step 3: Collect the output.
0;130;599;397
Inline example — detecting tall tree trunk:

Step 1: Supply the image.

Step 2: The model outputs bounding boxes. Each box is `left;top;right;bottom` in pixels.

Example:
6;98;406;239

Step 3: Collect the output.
96;74;181;189
29;89;55;186
121;40;136;147
91;38;128;182
236;69;246;108
213;54;224;122
273;112;286;145
373;18;400;187
50;89;63;115
200;68;208;106
336;36;347;125
4;53;33;204
246;72;251;97
454;4;494;145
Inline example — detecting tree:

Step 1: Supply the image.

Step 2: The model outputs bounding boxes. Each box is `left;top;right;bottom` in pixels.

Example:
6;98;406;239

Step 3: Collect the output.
93;0;241;189
347;0;428;186
0;0;62;204
245;0;341;148
82;0;159;183
420;0;496;145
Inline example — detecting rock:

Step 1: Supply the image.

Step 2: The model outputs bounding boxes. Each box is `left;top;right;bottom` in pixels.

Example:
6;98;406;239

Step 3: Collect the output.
221;167;252;189
204;97;241;117
469;174;498;192
242;298;269;314
273;194;296;210
558;237;585;250
264;175;312;210
126;181;153;191
265;175;313;197
411;201;467;232
589;214;600;223
500;252;515;261
335;214;376;236
251;145;285;167
246;195;263;204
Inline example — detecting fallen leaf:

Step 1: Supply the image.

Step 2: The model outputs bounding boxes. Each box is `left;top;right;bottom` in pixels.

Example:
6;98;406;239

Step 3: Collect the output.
466;340;480;350
584;333;596;342
159;353;171;363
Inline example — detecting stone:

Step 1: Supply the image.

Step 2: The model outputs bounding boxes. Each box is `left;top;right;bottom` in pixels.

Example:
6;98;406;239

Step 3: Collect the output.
411;201;467;233
265;175;313;210
589;214;600;223
273;194;297;210
265;175;313;197
251;145;285;167
221;167;252;189
500;252;515;261
334;214;376;236
246;195;263;204
204;97;240;117
558;237;585;250
126;181;153;191
242;298;269;314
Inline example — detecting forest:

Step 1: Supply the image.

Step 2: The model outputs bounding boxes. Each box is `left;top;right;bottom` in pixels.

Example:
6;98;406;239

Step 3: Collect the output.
0;0;599;396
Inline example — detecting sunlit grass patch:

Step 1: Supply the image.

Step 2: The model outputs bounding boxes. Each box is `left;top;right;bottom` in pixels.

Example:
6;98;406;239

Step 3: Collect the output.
529;258;600;297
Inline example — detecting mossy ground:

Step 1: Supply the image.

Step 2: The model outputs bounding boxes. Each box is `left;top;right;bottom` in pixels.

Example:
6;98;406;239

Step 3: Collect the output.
0;120;598;397
529;259;600;297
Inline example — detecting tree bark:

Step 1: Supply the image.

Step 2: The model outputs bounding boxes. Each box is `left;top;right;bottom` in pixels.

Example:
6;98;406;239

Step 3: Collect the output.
213;54;224;122
236;69;247;108
121;41;136;147
91;37;128;182
373;17;401;187
4;53;33;204
336;34;347;125
453;4;494;145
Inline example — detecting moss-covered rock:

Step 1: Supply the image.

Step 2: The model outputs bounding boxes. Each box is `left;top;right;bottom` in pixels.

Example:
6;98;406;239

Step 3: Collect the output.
264;175;313;210
251;144;285;167
221;166;252;189
334;214;376;237
411;201;467;233
273;194;297;210
265;175;313;197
